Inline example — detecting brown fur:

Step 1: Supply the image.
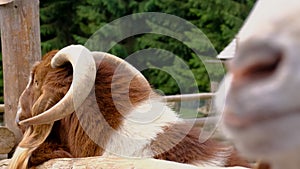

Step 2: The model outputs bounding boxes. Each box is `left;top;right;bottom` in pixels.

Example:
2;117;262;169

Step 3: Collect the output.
152;123;250;167
253;162;271;169
13;50;248;168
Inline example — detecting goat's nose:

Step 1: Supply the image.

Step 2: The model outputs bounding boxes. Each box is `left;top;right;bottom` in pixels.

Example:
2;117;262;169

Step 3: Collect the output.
15;107;22;126
15;115;20;126
229;39;283;86
15;118;20;126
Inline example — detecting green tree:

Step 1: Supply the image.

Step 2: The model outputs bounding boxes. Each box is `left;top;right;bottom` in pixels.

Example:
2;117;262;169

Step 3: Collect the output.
0;0;256;122
40;0;80;54
189;0;256;52
39;0;255;95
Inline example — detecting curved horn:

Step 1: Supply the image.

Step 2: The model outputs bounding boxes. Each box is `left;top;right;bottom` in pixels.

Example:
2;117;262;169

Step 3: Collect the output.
19;45;96;125
91;51;147;81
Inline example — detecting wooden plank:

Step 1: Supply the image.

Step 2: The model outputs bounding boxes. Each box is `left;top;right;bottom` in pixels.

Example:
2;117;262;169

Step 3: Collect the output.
0;127;15;154
163;93;214;102
0;0;41;142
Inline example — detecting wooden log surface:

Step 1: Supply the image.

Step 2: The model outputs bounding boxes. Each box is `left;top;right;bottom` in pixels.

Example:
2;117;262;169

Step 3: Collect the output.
0;157;249;169
0;127;15;154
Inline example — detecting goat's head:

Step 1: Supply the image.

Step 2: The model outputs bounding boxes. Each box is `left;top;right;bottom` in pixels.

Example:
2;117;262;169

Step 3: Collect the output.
10;45;96;168
216;13;300;168
16;50;60;131
16;45;96;127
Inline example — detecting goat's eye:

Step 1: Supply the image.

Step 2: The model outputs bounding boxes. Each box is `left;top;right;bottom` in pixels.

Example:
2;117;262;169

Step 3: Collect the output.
35;80;38;87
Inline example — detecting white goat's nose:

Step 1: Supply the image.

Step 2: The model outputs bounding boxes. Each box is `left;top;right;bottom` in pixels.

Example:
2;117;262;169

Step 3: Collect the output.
229;39;283;86
218;39;288;123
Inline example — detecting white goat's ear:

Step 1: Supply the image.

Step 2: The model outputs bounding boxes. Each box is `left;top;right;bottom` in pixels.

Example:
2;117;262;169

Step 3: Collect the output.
214;74;233;115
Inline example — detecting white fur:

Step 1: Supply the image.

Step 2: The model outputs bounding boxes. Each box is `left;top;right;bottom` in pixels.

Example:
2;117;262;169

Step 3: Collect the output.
102;99;181;158
215;74;232;115
9;147;31;169
25;73;33;89
12;147;30;160
15;105;22;124
16;75;33;123
206;148;231;167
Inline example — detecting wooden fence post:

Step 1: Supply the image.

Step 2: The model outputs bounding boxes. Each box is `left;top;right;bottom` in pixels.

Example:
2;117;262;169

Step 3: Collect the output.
0;0;41;142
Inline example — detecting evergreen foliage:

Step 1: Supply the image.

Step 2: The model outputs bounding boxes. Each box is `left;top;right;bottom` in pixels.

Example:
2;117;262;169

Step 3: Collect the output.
0;0;256;102
40;0;80;53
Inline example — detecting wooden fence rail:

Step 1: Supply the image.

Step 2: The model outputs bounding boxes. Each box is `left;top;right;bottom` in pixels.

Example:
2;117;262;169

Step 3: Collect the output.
0;93;214;115
163;93;214;102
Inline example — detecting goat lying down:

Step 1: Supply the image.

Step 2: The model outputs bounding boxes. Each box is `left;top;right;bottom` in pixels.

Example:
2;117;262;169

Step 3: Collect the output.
10;45;249;169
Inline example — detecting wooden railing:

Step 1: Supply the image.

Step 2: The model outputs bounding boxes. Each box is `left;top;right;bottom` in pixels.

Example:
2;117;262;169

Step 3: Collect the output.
0;93;214;115
163;93;214;102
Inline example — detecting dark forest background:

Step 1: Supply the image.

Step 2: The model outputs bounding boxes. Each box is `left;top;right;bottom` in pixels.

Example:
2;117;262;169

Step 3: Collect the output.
0;0;256;103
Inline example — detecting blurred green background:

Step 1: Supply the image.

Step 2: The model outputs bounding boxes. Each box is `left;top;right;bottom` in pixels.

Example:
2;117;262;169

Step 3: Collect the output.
0;0;255;103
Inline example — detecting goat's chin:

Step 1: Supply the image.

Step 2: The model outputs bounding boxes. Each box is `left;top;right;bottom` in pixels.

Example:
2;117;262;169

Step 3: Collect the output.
223;112;300;161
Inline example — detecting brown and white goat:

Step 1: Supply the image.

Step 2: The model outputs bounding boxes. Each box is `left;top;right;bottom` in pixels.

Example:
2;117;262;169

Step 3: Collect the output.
10;45;249;168
216;12;300;169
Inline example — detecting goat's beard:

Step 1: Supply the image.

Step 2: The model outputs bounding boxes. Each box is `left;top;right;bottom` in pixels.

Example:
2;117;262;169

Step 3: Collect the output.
9;123;53;169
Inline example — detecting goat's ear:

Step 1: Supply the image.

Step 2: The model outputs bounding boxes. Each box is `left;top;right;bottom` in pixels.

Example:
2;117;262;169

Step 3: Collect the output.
18;92;58;146
12;92;56;169
31;92;60;117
